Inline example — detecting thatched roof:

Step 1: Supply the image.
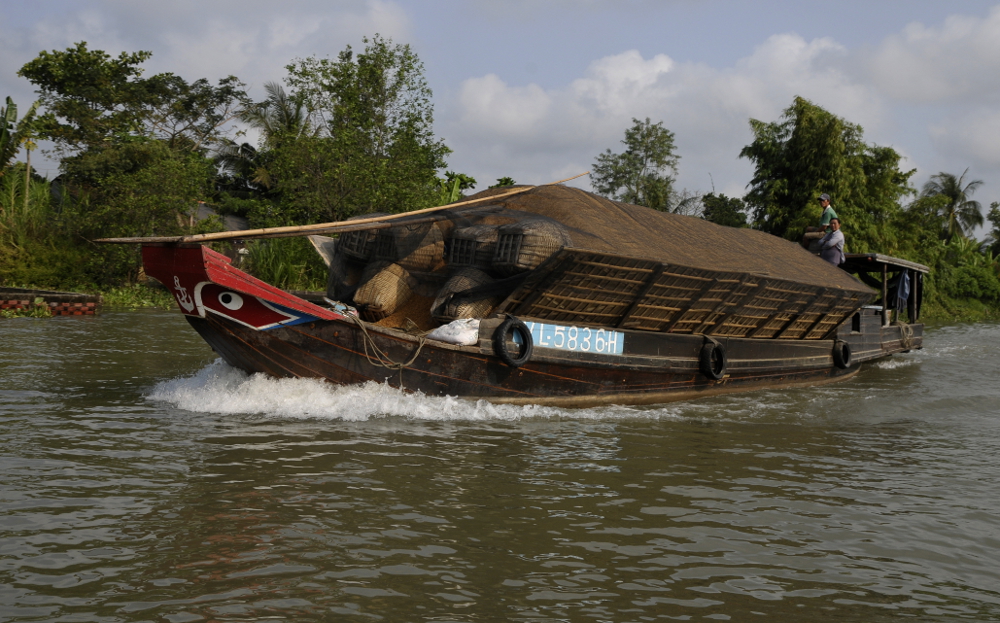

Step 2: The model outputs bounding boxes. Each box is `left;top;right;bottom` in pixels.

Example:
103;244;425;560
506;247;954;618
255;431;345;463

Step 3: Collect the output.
459;185;869;295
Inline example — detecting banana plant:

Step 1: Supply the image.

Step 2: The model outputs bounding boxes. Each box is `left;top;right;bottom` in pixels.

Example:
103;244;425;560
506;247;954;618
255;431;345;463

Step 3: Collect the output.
0;97;41;176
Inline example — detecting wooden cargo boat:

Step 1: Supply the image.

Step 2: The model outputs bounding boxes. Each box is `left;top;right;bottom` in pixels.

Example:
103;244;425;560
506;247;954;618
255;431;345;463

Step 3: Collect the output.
126;184;927;406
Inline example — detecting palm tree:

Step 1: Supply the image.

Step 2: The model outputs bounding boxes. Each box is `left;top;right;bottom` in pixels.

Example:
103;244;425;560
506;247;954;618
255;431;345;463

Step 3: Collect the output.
921;169;985;239
213;83;315;197
241;82;314;144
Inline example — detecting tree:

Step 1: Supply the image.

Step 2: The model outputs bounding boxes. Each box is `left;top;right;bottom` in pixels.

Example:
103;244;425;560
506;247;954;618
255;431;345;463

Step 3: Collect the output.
436;171;476;205
0;97;40;175
64;140;216;284
275;34;451;222
983;201;1000;255
18;41;247;156
242;81;314;143
214;82;316;197
490;177;517;188
920;169;984;240
701;193;748;228
740;96;914;254
17;42;246;268
591;117;679;211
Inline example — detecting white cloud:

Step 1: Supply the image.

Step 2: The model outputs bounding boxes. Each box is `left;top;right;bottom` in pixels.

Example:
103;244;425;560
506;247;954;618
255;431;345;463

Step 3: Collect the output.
0;0;414;176
865;6;1000;103
6;2;1000;207
569;50;674;115
458;74;552;138
3;1;413;94
444;34;887;198
932;108;1000;168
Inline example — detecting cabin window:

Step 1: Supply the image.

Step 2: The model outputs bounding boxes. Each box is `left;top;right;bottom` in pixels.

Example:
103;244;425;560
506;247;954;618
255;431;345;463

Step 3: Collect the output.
851;312;861;333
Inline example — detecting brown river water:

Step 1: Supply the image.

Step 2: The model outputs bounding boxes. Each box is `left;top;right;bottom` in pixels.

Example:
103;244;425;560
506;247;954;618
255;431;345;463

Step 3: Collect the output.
2;309;999;622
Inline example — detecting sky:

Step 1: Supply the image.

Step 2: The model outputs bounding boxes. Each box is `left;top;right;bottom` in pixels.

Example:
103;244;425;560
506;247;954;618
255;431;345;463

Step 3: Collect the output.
3;0;1000;226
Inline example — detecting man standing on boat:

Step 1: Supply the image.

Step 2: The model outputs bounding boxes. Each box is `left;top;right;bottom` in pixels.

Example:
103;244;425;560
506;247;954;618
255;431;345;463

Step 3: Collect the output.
819;218;845;265
801;194;838;252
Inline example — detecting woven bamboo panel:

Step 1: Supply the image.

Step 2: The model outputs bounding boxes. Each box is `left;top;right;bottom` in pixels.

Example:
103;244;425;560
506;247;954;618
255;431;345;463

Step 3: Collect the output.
447;225;498;270
493;219;572;275
499;249;874;340
338;213;388;260
375;223;444;272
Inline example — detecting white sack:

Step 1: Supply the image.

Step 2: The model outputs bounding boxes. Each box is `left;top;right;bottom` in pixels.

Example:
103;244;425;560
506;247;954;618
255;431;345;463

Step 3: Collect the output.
425;318;481;346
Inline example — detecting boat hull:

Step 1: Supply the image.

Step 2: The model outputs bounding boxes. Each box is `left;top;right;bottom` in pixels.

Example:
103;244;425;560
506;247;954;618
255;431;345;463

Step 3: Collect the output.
185;311;873;407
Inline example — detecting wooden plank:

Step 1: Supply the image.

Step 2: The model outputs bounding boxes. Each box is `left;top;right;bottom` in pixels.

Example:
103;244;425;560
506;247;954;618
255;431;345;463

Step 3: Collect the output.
663;277;719;333
511;253;578;315
881;264;889;326
706;280;770;336
774;288;829;339
616;264;665;328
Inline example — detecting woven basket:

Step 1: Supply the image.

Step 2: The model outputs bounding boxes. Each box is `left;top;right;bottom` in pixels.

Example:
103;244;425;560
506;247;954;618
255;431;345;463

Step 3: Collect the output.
374;222;445;272
431;267;501;321
338;213;388;260
493;218;570;275
447;225;499;271
353;262;416;321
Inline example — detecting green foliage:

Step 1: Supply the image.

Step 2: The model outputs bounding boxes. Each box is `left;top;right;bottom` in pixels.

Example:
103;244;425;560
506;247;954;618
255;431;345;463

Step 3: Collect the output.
215;82;315;199
18;42;247;156
740;97;914;253
490;177;517;188
935;263;1000;302
57;141;217;284
436;171;476;205
0;236;93;290
592;117;679;211
920;169;985;240
0;163;50;248
102;283;175;308
1;96;41;174
275;34;450;222
701;193;748;228
242;237;327;291
18;42;153;151
0;297;52;318
985;202;1000;255
0;163;95;291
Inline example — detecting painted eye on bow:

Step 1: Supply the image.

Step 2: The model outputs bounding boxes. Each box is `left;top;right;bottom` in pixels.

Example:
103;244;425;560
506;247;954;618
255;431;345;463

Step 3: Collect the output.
219;292;244;310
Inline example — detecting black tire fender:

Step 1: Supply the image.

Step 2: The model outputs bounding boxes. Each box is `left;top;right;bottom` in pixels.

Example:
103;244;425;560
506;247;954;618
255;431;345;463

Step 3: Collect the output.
833;340;852;369
699;340;727;380
494;316;533;368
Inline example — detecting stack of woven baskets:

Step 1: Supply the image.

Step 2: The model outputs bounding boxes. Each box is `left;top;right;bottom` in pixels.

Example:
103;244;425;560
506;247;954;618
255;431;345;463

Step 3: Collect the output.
327;212;571;324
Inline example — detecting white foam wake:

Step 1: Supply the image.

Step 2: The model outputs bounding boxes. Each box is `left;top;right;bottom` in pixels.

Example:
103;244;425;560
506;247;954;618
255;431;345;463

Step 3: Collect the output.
146;360;687;421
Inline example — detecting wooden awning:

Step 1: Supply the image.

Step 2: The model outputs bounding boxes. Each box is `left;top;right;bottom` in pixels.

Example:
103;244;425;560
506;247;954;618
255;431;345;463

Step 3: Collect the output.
841;253;930;275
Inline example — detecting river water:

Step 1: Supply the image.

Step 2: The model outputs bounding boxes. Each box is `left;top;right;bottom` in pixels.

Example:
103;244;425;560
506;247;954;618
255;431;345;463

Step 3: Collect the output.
2;309;999;622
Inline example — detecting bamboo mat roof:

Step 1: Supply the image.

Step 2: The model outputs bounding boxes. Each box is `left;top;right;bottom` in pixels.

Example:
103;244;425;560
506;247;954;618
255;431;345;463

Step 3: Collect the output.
461;185;870;296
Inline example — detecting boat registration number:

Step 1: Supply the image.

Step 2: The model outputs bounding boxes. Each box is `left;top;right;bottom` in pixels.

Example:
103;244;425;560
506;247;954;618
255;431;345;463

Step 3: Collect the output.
513;321;624;355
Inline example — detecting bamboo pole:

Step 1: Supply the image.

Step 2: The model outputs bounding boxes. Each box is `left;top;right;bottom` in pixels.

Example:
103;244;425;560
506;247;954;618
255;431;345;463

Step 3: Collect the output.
97;172;589;244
